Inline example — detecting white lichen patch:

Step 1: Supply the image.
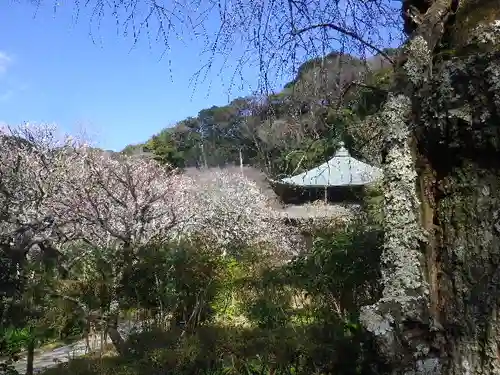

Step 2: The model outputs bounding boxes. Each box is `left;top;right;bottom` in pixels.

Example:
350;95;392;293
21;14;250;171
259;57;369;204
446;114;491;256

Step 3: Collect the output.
360;93;431;370
468;19;500;45
485;59;500;110
448;106;473;124
461;358;471;375
360;306;394;335
404;36;433;85
380;94;428;301
415;357;441;375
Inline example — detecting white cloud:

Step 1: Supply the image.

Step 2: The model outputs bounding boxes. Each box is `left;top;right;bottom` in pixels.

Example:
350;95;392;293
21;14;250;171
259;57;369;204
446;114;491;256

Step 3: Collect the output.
0;51;13;75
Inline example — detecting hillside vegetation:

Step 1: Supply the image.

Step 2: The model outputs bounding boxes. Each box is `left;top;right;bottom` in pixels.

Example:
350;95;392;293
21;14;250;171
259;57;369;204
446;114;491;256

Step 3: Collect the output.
122;50;396;176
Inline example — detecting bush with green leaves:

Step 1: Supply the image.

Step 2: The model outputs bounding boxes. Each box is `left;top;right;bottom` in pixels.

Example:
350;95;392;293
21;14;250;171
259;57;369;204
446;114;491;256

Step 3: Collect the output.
117;236;234;328
0;258;80;363
0;326;31;357
237;221;384;374
39;212;385;375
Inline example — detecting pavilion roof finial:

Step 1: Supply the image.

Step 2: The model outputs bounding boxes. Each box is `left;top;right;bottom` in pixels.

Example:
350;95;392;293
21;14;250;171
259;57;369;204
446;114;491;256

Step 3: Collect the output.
335;141;349;157
277;140;382;187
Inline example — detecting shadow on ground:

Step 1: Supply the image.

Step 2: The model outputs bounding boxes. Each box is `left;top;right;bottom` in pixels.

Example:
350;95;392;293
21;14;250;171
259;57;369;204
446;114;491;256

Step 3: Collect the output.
40;324;381;375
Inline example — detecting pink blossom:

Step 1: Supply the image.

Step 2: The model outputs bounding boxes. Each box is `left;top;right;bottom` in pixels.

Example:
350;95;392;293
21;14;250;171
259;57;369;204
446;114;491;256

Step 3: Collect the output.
1;124;302;264
182;168;303;255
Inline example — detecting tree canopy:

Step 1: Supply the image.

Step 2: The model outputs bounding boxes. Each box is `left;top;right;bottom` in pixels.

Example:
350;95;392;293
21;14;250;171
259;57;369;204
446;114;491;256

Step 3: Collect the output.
124;51;393;176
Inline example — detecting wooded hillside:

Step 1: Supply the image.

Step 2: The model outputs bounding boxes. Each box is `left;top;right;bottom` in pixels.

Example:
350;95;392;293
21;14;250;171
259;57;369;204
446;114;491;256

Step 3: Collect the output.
122;49;397;176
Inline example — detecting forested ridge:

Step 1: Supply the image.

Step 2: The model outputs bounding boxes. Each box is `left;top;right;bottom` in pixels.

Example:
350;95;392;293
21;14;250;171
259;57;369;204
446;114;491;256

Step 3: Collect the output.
122;49;396;175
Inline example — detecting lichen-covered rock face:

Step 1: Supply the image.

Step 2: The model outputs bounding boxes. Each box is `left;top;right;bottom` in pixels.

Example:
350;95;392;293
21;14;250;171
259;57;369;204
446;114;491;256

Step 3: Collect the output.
417;50;500;375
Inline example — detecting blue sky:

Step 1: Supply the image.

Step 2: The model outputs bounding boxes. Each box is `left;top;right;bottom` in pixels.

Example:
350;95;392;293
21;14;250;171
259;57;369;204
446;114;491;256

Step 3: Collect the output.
0;0;399;151
0;1;269;151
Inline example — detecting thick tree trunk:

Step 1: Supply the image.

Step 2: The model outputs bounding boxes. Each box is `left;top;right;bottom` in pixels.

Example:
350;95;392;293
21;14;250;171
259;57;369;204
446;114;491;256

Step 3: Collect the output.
360;0;500;374
105;263;129;356
359;1;457;374
106;313;128;356
26;337;35;375
107;325;127;355
418;41;500;374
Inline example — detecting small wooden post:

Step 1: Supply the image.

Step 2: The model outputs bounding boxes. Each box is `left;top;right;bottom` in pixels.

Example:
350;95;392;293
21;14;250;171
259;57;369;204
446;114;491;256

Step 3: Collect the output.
239;148;244;175
200;143;208;169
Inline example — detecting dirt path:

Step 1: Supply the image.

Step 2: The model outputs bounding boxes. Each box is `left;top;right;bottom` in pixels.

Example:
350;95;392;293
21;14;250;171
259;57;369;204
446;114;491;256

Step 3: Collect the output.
6;321;140;374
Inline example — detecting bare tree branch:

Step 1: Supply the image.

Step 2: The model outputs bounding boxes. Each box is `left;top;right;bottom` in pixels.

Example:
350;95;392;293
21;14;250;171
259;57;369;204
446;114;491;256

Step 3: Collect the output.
30;0;402;95
292;23;395;65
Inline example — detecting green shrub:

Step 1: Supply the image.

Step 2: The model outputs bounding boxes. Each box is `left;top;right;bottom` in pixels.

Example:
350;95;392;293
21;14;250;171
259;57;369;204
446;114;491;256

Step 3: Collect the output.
117;236;231;328
0;326;31;356
41;222;385;375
